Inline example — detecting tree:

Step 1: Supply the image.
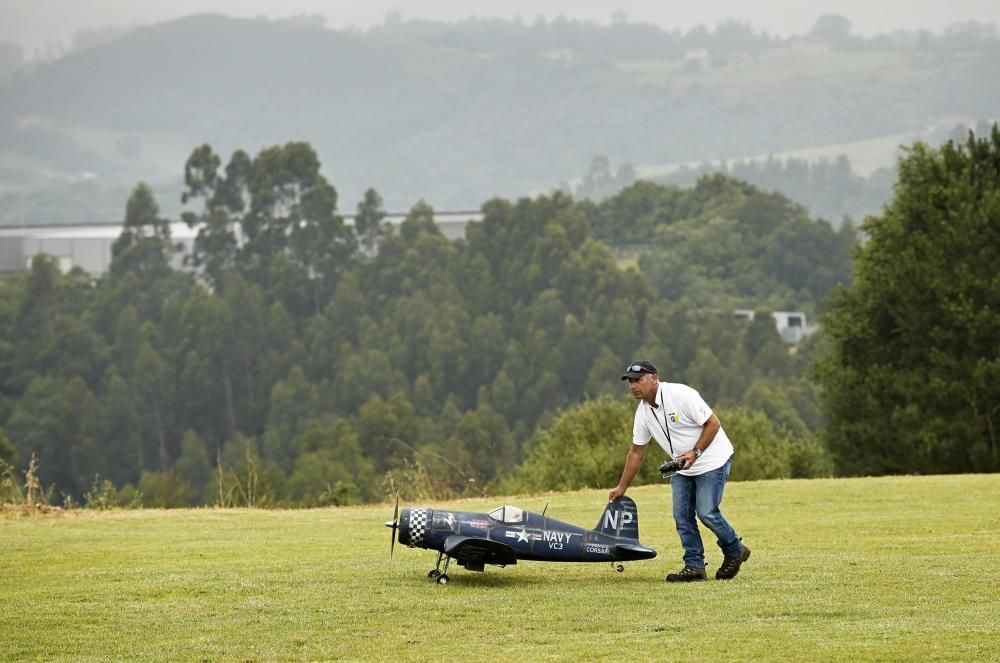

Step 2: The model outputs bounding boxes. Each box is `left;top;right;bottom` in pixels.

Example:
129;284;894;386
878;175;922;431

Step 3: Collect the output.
399;200;439;241
9;256;103;392
816;129;1000;474
285;172;357;316
175;430;212;504
95;368;143;486
7;376;101;497
577;155;615;200
354;188;387;255
683;348;726;405
181;145;244;284
740;379;809;438
261;366;320;473
134;341;174;471
110;183;174;280
178;287;238;444
809;15;852;46
355;392;418;473
448;403;515;485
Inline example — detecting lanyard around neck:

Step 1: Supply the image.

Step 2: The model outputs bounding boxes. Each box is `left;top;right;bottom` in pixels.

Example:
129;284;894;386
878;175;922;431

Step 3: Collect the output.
650;385;674;455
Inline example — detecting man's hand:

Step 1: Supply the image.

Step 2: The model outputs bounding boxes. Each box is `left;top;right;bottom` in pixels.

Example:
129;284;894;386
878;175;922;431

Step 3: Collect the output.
610;443;647;502
678;450;698;470
608;485;626;502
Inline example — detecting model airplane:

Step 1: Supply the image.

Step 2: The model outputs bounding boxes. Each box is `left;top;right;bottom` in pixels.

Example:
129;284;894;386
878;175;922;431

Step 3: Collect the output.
384;495;657;584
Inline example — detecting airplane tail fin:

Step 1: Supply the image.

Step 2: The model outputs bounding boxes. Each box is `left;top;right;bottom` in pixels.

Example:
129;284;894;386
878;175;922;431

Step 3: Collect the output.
596;495;640;540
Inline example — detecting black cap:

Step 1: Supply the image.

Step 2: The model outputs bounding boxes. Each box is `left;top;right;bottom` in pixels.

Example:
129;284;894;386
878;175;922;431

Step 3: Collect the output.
621;360;658;380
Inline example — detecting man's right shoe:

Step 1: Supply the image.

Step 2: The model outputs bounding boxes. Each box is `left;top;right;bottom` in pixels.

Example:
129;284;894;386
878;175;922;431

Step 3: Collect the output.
665;566;707;582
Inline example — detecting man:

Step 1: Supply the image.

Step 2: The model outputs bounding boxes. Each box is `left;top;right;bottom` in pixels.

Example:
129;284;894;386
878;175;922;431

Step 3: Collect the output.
608;360;750;582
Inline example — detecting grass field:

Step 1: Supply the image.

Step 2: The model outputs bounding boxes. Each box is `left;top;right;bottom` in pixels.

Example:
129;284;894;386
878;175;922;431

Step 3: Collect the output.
2;474;998;662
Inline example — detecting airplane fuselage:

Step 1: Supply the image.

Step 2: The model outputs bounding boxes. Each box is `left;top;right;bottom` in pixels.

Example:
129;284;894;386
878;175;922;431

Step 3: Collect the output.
397;502;656;565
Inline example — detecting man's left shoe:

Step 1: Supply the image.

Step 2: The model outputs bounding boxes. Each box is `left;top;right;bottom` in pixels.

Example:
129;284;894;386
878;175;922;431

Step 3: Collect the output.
716;544;751;580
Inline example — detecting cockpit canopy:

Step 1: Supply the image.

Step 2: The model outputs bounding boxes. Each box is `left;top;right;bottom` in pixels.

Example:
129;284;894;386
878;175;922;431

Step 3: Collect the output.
487;505;524;524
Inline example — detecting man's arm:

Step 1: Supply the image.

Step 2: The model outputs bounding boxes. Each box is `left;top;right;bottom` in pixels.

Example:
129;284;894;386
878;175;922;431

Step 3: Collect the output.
608;443;649;502
677;413;721;469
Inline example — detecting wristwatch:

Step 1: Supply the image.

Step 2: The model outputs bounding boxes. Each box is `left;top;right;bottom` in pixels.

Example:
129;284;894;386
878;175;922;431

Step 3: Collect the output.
693;448;703;458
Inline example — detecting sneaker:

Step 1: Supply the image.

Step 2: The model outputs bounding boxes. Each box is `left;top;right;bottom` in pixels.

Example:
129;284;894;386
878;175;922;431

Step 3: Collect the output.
665;566;707;582
716;544;751;580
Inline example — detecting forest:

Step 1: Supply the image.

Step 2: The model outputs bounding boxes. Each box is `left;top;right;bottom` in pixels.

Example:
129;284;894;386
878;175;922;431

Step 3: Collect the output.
0;141;850;507
3;128;997;508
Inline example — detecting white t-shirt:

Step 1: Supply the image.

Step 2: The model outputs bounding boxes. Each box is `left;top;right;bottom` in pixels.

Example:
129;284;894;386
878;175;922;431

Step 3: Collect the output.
632;381;733;476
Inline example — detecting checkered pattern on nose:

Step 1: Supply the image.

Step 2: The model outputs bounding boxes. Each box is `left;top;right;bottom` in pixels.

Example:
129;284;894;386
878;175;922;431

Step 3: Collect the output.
408;508;429;547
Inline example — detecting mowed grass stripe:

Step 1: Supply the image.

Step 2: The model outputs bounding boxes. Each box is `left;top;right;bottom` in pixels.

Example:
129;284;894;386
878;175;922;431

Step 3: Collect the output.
1;474;997;662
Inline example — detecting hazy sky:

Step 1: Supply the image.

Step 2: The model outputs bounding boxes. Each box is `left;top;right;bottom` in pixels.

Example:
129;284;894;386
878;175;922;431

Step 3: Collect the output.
3;0;1000;55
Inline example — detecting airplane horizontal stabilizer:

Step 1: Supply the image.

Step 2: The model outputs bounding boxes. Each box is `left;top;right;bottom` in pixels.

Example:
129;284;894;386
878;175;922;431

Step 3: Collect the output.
614;542;657;561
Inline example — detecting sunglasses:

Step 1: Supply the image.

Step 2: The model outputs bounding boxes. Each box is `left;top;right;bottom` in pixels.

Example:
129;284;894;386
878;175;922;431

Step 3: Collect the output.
627;364;651;374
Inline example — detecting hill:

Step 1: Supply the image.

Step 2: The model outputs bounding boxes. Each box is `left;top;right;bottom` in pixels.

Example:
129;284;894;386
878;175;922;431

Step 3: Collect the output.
1;14;998;221
2;474;997;661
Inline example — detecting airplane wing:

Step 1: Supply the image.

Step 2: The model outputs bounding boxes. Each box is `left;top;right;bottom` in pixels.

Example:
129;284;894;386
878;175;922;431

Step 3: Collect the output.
444;535;518;565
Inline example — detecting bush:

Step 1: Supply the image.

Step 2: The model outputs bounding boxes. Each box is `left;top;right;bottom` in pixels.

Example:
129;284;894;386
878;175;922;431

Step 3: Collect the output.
719;407;833;480
1;454;55;511
214;437;285;507
0;459;23;504
83;474;143;509
788;436;835;478
137;471;188;508
286;450;364;506
501;396;663;493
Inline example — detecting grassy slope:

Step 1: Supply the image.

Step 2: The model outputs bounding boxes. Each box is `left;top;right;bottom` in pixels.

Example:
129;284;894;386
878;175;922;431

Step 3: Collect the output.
1;474;997;662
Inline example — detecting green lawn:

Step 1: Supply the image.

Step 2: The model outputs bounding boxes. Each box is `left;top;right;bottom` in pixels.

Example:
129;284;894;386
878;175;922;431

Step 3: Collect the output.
2;475;997;661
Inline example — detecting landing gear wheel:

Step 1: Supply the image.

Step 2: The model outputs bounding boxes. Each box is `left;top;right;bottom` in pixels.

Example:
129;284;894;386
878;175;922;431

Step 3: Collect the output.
615;564;625;573
436;574;450;585
427;569;441;578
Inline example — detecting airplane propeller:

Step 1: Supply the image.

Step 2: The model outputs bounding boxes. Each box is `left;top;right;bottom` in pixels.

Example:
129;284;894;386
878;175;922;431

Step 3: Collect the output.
384;493;400;558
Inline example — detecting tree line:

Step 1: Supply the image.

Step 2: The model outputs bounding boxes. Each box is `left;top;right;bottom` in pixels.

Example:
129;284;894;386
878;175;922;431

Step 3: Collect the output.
3;129;995;509
0;141;840;508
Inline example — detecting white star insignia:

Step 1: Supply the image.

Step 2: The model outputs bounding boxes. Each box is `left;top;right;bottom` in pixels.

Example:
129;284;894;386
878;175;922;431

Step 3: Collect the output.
505;528;530;543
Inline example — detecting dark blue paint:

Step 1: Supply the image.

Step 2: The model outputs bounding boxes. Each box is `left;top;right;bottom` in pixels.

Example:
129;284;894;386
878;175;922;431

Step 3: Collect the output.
391;496;656;578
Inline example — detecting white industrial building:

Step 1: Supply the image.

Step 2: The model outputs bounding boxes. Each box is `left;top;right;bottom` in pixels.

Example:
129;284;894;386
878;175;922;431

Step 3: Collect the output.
733;308;818;344
0;223;198;274
0;211;481;276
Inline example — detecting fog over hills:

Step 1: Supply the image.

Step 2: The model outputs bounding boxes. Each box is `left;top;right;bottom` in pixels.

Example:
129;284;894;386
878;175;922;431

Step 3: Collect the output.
0;12;998;223
6;0;1000;52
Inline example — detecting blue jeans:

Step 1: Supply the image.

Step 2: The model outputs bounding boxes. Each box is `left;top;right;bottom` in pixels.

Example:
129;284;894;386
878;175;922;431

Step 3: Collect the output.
670;457;741;568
